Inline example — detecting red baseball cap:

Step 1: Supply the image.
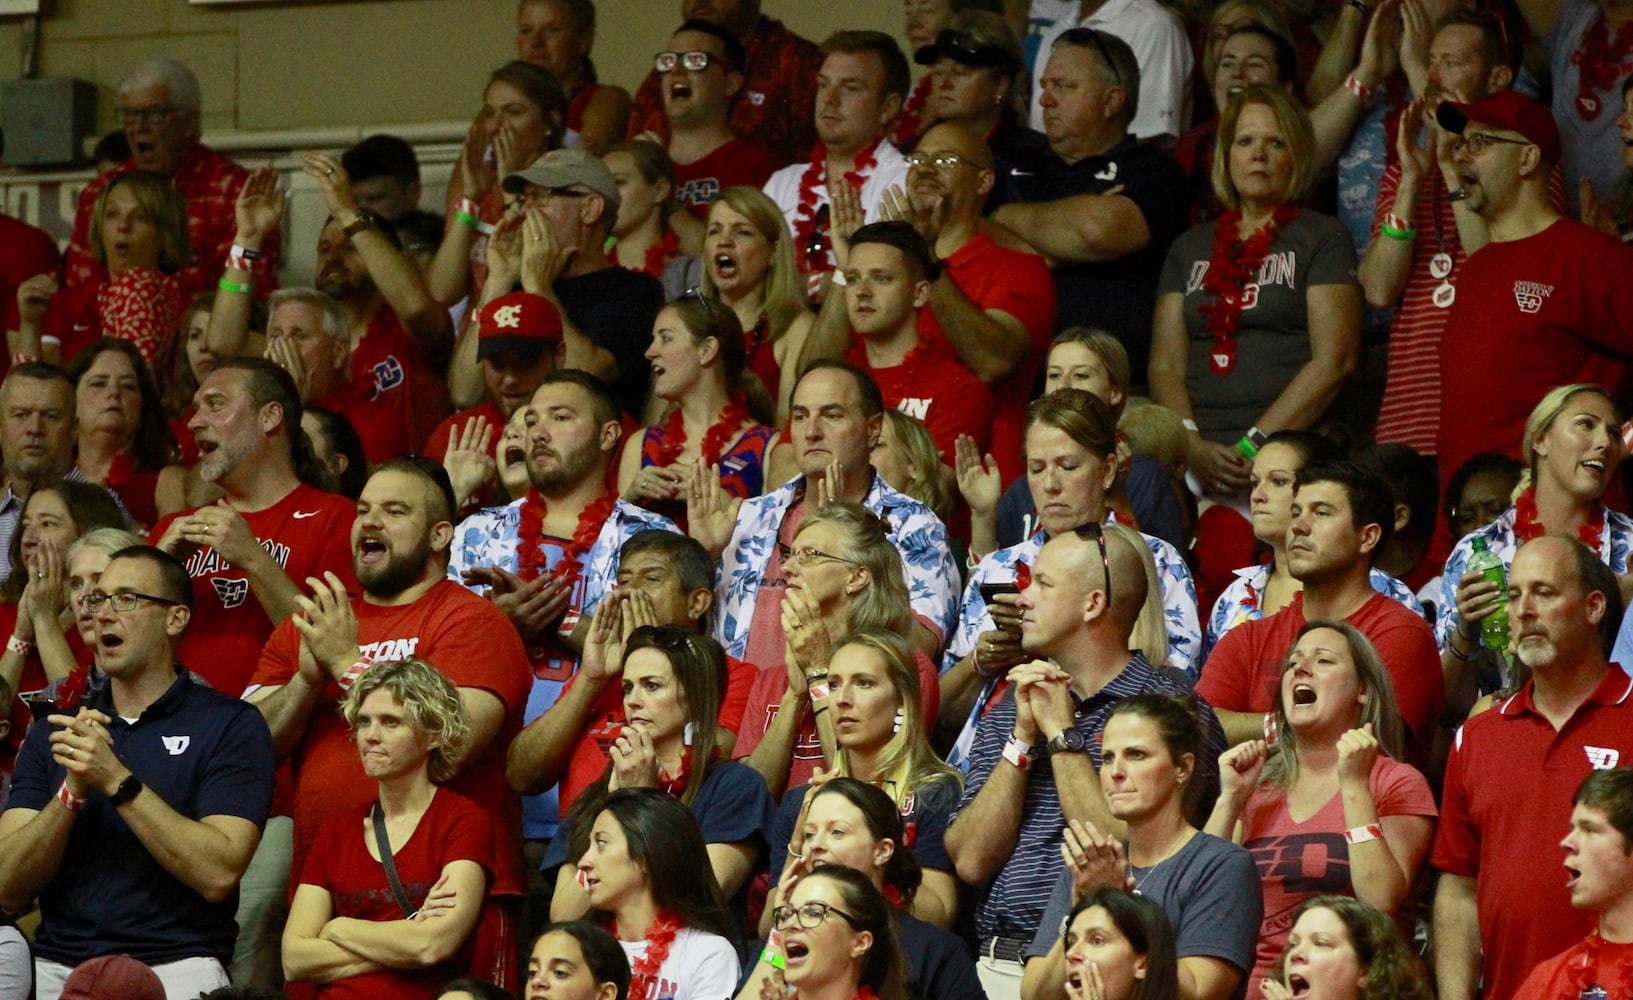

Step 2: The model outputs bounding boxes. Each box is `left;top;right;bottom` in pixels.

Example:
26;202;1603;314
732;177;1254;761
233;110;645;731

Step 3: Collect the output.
59;955;166;1000
477;291;563;363
1435;90;1561;165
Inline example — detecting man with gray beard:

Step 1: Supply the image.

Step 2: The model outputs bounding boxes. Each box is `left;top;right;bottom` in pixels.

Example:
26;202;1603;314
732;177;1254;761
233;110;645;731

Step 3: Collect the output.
1433;535;1633;1000
447;370;677;852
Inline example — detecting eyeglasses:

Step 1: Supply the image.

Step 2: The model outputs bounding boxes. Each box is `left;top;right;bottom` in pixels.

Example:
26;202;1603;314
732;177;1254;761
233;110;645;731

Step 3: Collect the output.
83;591;181;614
1071;521;1114;610
1450;131;1531;157
520;187;592;207
779;543;859;568
117;105;177;126
681;287;721;324
655;50;717;73
903;151;980;171
771;901;862;931
1059;28;1123;89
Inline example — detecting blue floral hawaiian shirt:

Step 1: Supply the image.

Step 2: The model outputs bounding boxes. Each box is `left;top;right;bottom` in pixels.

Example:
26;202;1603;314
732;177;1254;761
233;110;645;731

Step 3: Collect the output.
713;473;960;659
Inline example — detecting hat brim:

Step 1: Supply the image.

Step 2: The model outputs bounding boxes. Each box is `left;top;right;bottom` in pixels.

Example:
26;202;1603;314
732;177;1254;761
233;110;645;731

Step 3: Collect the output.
1434;101;1473;136
913;41;1015;70
478;335;556;362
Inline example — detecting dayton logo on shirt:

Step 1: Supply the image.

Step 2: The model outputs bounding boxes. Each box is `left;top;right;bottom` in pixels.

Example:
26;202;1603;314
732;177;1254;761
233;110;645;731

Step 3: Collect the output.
1586;745;1621;769
211;577;250;608
370;356;406;401
161;736;191;756
1513;281;1554;314
359;637;420;661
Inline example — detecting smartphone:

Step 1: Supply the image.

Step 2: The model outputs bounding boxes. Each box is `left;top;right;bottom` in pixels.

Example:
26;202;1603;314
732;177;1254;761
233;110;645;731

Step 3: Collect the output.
979;582;1021;605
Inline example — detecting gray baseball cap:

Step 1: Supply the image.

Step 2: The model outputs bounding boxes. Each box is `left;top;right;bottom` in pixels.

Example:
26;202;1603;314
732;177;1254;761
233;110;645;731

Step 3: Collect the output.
501;148;622;219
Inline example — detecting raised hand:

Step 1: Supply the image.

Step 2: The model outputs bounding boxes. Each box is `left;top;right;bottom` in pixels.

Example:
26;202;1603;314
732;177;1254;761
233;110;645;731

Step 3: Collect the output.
1396;100;1433;187
1335;722;1380;787
827;177;866;272
443;416;497;509
301;152;360;222
264;333;314;403
234;166;285;248
1061;818;1133;896
684;461;741;558
460;111;498;201
291;571;361;678
16;273;56;327
578;592;625;685
878;182;947;248
521;206;575;297
954;434;1001;516
1218;740;1269;798
607;724;660;790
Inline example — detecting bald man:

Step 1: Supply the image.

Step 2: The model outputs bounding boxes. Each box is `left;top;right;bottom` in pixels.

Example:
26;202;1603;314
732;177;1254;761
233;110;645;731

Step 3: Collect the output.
943;526;1226;1000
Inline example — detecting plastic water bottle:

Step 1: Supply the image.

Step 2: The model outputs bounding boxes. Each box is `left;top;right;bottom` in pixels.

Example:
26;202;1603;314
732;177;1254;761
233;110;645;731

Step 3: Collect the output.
1465;537;1509;651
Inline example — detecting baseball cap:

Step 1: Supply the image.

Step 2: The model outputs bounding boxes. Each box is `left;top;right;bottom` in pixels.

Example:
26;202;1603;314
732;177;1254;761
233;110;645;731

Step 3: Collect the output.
1435;90;1561;165
500;148;622;219
914;28;1018;72
59;955;165;1000
477;291;563;362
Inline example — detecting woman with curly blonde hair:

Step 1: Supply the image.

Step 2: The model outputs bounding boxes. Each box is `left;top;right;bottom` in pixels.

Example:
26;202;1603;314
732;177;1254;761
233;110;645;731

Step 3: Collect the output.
284;658;496;998
1264;895;1432;1000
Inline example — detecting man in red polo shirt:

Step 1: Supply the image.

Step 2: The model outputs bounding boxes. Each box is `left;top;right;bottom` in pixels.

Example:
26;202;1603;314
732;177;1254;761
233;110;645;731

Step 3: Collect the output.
424;292;562;508
153;359;355;698
828;221;992;464
246;459;532;984
1433;535;1633;1000
1197;461;1444;755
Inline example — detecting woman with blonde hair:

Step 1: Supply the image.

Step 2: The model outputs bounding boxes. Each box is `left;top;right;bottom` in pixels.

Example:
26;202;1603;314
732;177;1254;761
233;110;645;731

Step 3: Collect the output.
285;658;496;999
765;629;963;927
1440;383;1631;702
735;502;943;798
872;411;953;522
1150;86;1363;508
700;186;815;421
1205;620;1436;996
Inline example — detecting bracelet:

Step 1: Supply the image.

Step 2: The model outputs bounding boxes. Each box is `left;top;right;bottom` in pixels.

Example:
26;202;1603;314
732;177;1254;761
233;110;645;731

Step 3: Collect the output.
1447;637;1474;661
1262;711;1279;745
10;352;36;367
760;948;786;970
228;244;262;270
337;656;373;692
1003;736;1033;770
973;645;997;679
217;278;252;295
1344;73;1372;103
808;681;831;702
1235;435;1259;460
1344;822;1384;845
453;210;481;229
57;780;85;813
6;633;32;655
1380;221;1417;241
1181;418;1200;433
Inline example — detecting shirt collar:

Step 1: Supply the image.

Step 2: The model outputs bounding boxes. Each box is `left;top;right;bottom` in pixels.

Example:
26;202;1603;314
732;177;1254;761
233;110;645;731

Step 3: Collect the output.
1502;669;1633;718
88;666;191;724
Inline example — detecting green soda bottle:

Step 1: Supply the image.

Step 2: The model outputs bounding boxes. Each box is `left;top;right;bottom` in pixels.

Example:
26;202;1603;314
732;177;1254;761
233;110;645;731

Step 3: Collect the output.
1465;537;1509;651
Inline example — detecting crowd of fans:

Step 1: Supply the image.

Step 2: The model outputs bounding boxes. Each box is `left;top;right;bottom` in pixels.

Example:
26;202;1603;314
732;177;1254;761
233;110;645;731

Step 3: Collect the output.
0;0;1632;998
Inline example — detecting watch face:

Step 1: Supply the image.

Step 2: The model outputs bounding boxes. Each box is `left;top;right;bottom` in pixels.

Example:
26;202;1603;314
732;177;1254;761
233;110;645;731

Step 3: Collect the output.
1053;730;1086;753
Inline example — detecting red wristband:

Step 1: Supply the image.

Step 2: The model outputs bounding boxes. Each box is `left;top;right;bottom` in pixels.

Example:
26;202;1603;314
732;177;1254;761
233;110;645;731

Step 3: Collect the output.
337;657;372;692
57;780;85;813
1344;822;1384;845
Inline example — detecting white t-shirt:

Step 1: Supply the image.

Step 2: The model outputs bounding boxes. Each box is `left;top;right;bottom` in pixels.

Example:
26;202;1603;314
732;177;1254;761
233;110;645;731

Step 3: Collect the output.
1029;0;1193;141
762;140;911;273
622;926;741;1000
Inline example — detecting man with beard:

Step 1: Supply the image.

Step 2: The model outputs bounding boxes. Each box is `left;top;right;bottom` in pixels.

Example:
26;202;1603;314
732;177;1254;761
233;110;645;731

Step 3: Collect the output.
1359;11;1564;463
1432;92;1633;491
1433;535;1633;1000
626;0;823;167
210;154;454;464
246;458;533;986
152;359;354;699
447;371;676;851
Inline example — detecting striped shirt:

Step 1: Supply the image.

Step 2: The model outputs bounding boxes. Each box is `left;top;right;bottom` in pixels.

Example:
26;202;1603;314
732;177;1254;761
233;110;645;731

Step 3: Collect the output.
956;653;1226;941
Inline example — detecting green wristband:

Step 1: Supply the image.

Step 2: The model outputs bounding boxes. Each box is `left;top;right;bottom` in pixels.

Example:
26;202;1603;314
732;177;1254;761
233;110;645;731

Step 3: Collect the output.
1235;435;1259;460
453;210;480;229
217;278;252;295
761;949;786;970
1380;222;1417;241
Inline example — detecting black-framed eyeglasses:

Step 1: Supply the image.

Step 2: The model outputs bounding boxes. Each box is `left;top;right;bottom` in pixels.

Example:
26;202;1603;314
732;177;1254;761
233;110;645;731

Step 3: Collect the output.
117;105;177;126
654;50;717;73
628;624;695;654
521;187;592;208
771;901;863;930
83;591;181;614
1059;28;1123;89
1451;131;1530;157
904;151;979;171
1071;522;1114;610
777;542;860;568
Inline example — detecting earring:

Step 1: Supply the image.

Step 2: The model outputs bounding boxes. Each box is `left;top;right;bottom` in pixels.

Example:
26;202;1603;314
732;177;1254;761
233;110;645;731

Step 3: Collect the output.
892;708;904;735
683;722;695;747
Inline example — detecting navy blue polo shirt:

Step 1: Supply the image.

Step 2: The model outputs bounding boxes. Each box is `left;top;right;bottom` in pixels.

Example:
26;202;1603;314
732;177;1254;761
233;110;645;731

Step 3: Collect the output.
8;668;275;966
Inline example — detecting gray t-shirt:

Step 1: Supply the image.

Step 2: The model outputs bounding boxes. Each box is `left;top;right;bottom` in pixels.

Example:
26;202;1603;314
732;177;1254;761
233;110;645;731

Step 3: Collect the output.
1025;831;1262;1000
1157;211;1359;443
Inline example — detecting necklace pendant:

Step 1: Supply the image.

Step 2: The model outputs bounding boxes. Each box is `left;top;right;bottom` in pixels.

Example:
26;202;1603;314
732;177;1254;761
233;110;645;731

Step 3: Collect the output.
1429;251;1454;279
1433;281;1456;309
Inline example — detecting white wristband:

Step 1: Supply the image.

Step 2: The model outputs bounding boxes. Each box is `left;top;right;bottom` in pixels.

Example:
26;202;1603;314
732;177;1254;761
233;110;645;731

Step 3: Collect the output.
1181;418;1199;433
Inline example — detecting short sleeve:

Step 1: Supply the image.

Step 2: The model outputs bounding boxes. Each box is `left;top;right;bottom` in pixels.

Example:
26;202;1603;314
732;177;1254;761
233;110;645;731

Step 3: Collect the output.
438;795;499;875
1158;225;1205;297
907;776;960;873
674;931;741;1000
195;701;277;826
1430;724;1479;876
1195;625;1254;710
1373;757;1437;819
1304;215;1361;287
693;761;774;849
720;657;757;735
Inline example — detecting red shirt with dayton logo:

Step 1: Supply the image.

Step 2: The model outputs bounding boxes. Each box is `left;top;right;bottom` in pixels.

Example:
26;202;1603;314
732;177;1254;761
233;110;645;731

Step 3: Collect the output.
323;305;450;465
151;483;356;697
1437;218;1633;494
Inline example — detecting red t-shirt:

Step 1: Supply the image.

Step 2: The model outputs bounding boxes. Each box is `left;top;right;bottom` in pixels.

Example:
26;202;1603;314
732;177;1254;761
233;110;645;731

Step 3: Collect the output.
1436;219;1633;494
326;306;450;465
1238;756;1437;996
1516;934;1633;1000
298;788;495;1000
251;579;533;896
731;651;942;791
0;213;60;369
848;337;993;464
919;232;1058;485
424;401;506;463
1196;591;1444;755
555;653;758;813
674;139;779;218
1432;670;1633;1000
151;483;356;697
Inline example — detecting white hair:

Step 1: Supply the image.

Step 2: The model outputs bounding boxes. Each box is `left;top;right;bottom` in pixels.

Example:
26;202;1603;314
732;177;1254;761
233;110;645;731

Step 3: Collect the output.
269;287;351;343
119;58;202;115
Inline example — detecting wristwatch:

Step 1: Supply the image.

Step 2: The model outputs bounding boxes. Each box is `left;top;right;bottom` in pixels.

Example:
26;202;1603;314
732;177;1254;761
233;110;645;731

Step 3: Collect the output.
108;773;143;807
1047;729;1088;755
